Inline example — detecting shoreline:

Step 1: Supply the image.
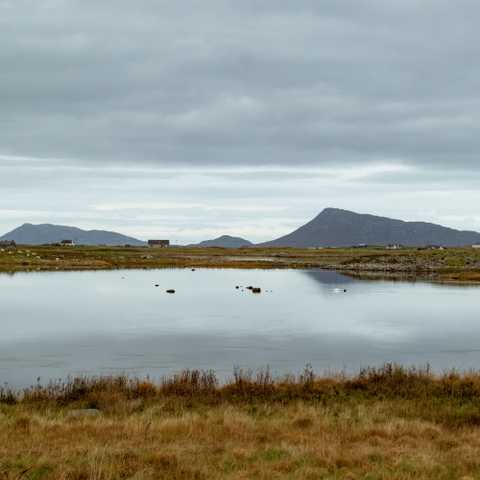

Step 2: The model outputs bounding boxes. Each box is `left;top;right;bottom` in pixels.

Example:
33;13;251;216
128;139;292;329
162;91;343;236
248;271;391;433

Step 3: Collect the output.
3;363;480;400
1;245;480;284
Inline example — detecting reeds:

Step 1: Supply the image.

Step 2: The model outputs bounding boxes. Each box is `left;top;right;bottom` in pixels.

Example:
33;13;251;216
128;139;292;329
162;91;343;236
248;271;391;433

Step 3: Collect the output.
4;364;480;407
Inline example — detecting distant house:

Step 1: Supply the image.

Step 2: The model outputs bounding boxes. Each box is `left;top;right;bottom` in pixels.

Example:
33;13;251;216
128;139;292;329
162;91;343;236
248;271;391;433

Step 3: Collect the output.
386;244;402;250
420;245;445;251
61;239;75;246
0;240;16;249
473;245;480;249
148;240;170;248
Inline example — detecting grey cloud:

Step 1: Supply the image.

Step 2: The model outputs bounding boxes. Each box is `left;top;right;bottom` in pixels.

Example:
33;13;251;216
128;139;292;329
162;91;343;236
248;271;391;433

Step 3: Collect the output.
1;1;480;168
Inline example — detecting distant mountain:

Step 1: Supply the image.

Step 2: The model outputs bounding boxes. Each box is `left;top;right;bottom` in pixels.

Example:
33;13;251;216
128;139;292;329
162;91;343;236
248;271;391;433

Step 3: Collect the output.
192;235;253;248
260;208;480;248
0;223;145;246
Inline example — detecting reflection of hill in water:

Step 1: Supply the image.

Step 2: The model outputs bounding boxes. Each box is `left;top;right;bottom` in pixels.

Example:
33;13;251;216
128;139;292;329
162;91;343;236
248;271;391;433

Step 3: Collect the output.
302;270;355;290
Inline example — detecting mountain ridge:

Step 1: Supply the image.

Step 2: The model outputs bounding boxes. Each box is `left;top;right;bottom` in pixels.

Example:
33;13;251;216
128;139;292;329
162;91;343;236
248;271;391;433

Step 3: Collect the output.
190;235;253;248
3;208;480;248
260;208;480;247
0;223;145;246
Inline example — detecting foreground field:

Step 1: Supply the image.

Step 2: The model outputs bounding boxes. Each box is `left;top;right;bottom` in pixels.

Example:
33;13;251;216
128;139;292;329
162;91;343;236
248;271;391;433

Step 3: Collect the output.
2;365;480;479
1;244;480;283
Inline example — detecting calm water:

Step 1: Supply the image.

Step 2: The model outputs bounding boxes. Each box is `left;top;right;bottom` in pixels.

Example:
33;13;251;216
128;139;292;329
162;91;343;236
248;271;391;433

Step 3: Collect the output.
1;268;479;387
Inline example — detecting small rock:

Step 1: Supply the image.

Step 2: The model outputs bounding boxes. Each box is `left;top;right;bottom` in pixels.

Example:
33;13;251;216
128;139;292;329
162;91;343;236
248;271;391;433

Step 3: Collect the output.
155;284;159;287
251;287;261;294
166;289;176;294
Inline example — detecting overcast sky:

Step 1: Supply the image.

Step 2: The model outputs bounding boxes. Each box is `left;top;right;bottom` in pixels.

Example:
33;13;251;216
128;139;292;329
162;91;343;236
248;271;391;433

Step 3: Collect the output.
2;0;480;242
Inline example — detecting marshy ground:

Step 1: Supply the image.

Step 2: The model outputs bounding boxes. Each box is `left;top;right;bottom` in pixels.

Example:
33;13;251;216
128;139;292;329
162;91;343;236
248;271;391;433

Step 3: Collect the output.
1;245;480;283
2;365;480;479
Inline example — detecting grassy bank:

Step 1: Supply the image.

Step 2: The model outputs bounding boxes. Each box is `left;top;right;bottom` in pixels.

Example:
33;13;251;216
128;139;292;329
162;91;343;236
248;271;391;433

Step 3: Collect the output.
3;365;480;479
2;245;480;283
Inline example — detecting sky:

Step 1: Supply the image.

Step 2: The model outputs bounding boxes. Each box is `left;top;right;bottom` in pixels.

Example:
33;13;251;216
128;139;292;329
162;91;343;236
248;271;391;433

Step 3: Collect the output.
2;0;480;243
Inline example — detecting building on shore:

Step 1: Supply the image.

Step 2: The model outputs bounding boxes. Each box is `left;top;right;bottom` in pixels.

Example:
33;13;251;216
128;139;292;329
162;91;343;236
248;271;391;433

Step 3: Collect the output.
386;244;402;250
148;239;170;248
61;239;75;246
0;240;16;249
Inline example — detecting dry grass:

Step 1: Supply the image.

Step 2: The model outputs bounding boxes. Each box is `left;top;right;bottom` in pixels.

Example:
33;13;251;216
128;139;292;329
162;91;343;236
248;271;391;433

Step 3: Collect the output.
2;365;480;478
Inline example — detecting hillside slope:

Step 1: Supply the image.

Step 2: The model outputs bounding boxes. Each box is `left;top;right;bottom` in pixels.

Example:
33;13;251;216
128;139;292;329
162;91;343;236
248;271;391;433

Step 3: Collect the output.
260;208;480;247
0;223;145;246
191;235;253;248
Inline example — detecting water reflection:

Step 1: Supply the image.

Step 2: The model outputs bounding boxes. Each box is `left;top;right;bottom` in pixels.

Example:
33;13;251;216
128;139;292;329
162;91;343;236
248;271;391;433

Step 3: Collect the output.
1;269;479;387
303;269;355;287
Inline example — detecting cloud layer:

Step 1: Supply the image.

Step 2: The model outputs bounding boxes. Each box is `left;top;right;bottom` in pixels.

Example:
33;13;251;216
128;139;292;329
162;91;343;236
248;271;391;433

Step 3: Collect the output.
2;0;480;167
1;1;480;240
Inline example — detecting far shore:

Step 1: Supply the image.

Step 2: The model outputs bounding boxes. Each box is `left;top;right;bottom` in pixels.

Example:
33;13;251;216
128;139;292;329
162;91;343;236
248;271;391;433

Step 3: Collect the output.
1;244;480;284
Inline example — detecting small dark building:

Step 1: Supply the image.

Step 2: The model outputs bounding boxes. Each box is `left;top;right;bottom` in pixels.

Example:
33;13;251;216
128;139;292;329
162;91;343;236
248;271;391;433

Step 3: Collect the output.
148;240;170;248
61;239;75;246
0;240;16;249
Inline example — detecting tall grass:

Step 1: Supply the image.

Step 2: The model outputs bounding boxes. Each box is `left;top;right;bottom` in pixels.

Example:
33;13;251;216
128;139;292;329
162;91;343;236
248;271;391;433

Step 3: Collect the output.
4;364;480;407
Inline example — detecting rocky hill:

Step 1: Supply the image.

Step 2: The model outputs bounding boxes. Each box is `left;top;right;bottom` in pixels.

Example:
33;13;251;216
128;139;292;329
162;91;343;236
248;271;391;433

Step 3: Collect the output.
260;208;480;247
